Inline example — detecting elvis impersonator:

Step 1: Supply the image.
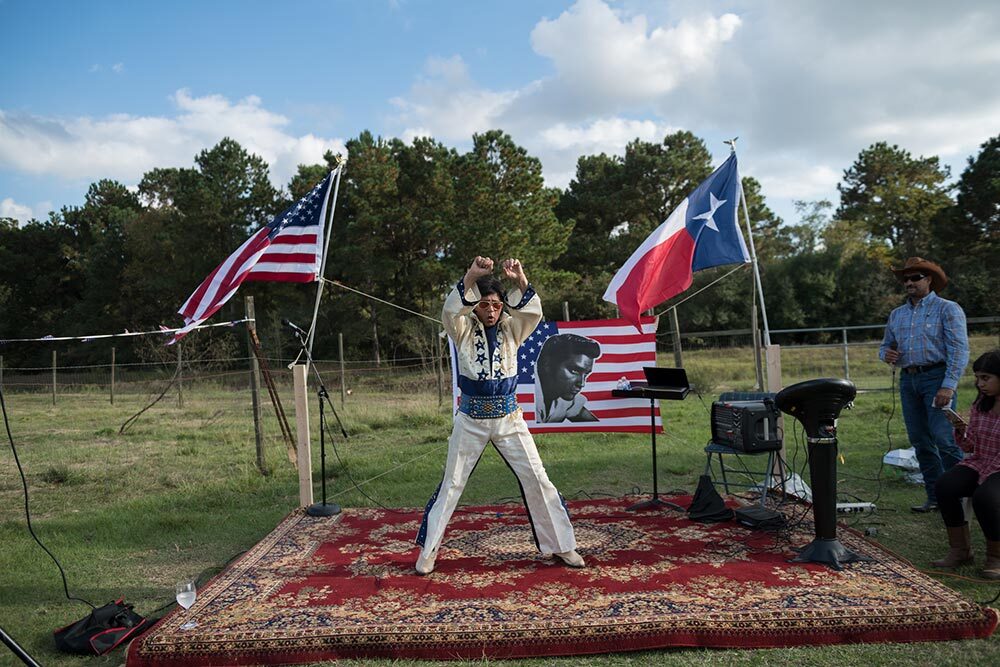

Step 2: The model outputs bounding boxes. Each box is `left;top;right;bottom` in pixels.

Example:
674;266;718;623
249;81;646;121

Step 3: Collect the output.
415;256;584;575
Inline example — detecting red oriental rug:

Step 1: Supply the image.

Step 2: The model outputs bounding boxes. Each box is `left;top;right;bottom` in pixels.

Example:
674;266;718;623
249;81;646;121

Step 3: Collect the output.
126;497;997;665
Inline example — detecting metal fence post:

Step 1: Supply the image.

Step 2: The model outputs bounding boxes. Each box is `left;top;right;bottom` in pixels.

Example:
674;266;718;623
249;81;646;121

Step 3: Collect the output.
51;350;57;405
338;333;346;406
562;301;570;321
110;347;116;405
842;328;850;380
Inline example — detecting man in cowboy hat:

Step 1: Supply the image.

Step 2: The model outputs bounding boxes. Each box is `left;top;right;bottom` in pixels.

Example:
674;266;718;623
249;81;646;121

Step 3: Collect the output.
880;257;969;512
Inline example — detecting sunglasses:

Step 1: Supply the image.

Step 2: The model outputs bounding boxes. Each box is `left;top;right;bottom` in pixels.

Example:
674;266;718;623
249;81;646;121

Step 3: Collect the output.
476;301;504;311
902;274;927;283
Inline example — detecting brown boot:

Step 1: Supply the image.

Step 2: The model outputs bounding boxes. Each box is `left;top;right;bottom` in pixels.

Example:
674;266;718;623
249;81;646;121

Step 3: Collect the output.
931;524;973;568
983;541;1000;580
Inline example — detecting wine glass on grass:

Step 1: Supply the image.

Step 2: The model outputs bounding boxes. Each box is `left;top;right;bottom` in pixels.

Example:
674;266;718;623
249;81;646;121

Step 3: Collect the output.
175;579;198;629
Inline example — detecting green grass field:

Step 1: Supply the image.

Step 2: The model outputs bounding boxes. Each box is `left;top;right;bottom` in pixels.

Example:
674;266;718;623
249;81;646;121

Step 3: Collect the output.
1;358;999;666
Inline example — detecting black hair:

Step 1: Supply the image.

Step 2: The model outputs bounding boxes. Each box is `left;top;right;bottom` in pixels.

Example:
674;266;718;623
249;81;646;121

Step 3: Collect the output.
972;349;1000;413
475;275;505;300
536;334;602;403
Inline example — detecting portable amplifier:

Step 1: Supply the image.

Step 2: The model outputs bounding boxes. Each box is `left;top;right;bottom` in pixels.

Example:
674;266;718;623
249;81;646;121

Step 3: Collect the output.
710;400;782;452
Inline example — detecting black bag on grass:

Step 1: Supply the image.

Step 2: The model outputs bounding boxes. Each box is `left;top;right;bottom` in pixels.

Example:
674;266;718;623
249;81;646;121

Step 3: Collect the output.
54;599;155;655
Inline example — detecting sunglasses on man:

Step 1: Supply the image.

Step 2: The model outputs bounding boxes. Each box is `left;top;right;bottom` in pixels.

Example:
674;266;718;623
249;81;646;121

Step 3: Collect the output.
902;274;927;283
476;301;504;311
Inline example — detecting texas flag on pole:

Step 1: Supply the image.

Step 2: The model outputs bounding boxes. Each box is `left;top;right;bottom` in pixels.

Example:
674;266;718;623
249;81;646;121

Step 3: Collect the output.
603;154;750;330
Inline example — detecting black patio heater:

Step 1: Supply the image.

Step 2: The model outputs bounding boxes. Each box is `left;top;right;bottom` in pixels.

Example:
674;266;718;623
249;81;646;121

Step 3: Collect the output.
774;378;872;570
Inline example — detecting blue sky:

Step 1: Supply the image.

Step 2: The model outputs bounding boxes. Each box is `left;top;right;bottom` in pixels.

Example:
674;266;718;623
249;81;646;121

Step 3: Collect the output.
2;0;998;227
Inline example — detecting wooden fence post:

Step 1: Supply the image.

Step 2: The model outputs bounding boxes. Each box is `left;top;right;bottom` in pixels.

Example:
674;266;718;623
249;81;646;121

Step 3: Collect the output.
110;347;116;405
765;344;784;486
51;350;57;405
562;301;570;321
293;364;314;507
436;330;444;407
176;344;184;408
245;297;266;475
671;307;683;368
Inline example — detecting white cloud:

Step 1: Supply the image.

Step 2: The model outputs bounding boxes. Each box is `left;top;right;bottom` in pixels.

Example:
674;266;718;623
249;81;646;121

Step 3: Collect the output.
1;197;32;222
391;56;519;143
537;117;678;188
530;0;740;106
385;0;1000;224
540;118;672;153
0;197;51;224
0;91;347;193
112;62;124;74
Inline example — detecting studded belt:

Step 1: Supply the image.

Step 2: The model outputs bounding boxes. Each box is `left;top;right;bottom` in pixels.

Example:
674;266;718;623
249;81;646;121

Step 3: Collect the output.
458;394;519;419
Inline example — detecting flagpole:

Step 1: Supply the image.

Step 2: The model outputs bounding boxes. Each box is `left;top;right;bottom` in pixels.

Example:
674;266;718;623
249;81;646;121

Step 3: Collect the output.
306;160;345;356
728;142;772;347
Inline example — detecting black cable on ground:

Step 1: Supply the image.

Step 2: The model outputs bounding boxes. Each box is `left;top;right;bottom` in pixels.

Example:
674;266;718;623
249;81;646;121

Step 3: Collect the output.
1;384;95;609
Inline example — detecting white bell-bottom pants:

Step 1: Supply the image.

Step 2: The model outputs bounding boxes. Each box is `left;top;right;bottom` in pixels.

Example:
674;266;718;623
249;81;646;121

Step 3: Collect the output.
416;410;577;559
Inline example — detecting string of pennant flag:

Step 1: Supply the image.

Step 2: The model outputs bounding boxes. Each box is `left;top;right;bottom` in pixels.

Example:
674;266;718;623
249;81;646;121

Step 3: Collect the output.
0;319;252;345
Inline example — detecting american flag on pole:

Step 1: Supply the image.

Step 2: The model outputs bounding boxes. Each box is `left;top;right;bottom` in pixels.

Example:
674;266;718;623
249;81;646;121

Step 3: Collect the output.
451;317;661;434
168;169;337;344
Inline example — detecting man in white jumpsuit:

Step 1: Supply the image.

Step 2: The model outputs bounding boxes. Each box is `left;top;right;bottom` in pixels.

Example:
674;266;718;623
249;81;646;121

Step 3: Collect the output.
415;256;583;575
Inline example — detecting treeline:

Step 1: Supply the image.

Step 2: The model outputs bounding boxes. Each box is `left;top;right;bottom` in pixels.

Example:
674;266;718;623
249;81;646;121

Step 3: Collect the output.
1;130;997;365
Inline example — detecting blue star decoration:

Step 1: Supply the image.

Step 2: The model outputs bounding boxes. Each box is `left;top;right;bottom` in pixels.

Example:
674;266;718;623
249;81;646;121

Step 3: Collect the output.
516;321;558;384
476;353;486;364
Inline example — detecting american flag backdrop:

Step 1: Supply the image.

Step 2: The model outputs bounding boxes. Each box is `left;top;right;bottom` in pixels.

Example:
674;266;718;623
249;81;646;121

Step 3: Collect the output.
452;317;661;434
169;169;338;343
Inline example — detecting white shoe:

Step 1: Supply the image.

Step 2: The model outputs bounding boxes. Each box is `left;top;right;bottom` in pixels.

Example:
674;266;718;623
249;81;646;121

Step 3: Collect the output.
415;551;437;575
555;550;585;568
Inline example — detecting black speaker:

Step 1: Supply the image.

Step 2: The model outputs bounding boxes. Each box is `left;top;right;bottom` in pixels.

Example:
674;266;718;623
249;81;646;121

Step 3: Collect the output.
711;400;781;452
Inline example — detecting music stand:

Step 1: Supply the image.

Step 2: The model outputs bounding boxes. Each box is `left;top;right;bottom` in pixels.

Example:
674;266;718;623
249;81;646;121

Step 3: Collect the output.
612;369;690;511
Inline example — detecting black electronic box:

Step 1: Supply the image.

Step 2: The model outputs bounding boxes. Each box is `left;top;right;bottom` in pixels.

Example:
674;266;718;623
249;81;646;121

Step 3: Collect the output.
710;400;782;452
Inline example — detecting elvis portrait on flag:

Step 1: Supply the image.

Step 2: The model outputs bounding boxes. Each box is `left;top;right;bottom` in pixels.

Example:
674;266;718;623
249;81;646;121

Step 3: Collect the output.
451;316;660;434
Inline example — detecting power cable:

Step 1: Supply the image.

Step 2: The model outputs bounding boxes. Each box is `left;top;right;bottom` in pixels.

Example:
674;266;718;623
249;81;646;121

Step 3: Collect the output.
1;384;95;609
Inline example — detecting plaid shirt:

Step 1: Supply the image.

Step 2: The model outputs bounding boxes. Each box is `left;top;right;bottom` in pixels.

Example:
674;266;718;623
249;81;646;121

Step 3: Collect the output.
956;405;1000;484
879;291;969;390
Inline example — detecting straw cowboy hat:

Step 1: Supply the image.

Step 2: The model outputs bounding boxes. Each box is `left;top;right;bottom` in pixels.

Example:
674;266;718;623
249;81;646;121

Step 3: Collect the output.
891;257;948;292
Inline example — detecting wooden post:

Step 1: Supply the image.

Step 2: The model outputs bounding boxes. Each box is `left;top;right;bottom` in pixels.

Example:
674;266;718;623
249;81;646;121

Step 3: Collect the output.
293;364;314;507
765;344;784;487
51;350;57;405
110;347;116;405
670;307;683;368
245;297;266;475
176;344;184;408
841;328;850;380
562;301;570;321
338;332;346;406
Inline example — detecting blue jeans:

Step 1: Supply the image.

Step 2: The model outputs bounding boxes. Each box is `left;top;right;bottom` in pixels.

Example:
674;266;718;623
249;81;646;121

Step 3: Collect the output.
900;365;963;502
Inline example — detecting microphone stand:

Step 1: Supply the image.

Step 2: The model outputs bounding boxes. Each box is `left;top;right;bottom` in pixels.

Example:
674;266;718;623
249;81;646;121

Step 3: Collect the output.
289;326;347;517
1;626;42;667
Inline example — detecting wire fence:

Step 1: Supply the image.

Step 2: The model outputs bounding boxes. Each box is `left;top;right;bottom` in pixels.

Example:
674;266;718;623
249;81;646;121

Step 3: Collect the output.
1;317;997;402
